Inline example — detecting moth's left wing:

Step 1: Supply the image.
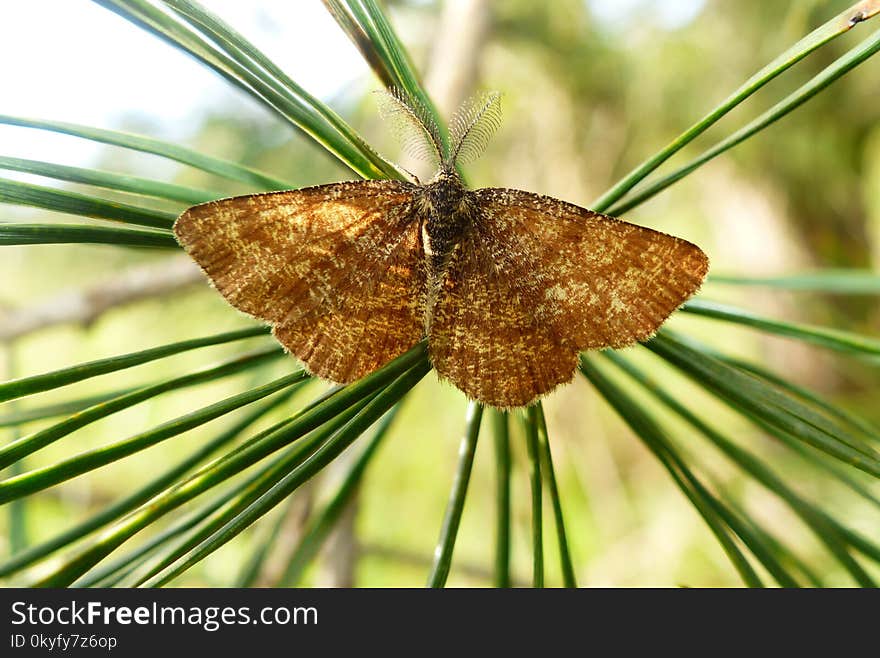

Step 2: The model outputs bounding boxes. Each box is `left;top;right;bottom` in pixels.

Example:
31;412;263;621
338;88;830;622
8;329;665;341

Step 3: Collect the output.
428;232;580;408
428;188;707;407
174;180;426;383
470;188;709;350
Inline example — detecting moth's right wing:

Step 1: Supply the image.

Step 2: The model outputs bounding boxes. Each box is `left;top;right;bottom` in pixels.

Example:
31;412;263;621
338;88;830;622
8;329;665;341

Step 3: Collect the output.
174;179;426;382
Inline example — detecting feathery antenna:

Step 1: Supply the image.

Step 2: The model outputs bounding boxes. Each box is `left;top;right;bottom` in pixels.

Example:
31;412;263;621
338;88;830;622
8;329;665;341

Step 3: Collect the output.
375;88;445;165
448;92;502;167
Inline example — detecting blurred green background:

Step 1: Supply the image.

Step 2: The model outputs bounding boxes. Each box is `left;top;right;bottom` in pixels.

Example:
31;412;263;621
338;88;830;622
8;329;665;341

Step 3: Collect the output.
1;0;879;586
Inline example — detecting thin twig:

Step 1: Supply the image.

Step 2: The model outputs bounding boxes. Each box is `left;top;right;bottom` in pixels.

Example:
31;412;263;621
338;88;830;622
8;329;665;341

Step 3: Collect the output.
0;256;204;341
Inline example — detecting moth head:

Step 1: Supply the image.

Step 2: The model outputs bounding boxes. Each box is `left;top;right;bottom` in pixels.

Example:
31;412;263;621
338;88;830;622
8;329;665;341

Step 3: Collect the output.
376;88;502;178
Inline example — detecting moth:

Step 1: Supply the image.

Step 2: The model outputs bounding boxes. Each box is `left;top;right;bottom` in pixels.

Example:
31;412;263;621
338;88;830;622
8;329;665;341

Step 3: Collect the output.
175;90;708;408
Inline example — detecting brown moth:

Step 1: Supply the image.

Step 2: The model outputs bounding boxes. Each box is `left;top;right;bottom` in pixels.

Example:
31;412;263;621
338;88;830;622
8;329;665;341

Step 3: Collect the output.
174;90;708;408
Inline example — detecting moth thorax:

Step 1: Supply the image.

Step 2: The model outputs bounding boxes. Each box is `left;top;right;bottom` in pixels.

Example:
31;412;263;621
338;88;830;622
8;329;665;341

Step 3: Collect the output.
424;188;471;268
426;168;468;219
